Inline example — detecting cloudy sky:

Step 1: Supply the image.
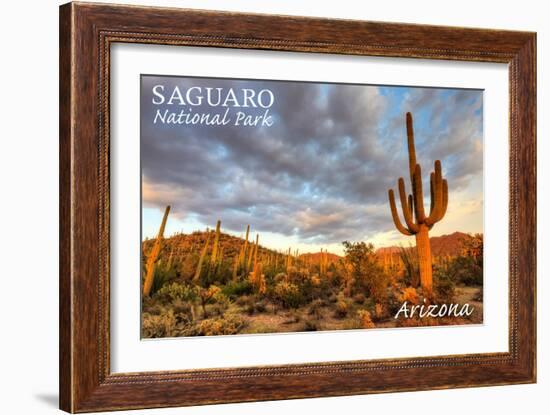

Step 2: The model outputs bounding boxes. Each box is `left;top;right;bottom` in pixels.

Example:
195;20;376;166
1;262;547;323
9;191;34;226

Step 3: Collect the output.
141;75;483;255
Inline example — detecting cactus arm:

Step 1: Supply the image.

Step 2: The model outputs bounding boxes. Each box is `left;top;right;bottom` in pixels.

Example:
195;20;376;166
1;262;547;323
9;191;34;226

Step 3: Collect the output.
441;179;449;217
428;175;435;230
432;179;449;225
388;189;413;236
412;164;427;223
429;172;435;217
406;112;417;181
398;178;420;233
426;160;444;226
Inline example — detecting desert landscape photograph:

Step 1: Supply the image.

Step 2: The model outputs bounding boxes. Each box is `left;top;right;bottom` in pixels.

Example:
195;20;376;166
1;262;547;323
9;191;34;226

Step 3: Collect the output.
140;75;484;338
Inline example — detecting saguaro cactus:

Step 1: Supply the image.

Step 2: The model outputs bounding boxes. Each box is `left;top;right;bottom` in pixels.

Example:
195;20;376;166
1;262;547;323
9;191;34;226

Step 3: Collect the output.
285;247;292;274
210;220;221;265
239;225;250;274
243;225;250;260
193;231;211;281
388;113;449;295
143;205;170;296
247;233;258;271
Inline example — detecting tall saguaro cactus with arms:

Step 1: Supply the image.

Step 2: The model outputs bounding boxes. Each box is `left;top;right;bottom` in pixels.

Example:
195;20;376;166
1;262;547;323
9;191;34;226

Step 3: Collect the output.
388;113;449;296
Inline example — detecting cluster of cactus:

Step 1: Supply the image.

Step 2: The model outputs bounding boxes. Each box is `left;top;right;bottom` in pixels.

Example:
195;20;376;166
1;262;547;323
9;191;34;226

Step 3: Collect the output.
143;205;171;296
194;220;225;281
145;212;400;302
387;112;449;295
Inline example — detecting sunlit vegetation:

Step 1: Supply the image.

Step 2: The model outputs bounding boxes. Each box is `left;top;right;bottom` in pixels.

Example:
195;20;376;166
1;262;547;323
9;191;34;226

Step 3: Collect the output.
141;213;483;338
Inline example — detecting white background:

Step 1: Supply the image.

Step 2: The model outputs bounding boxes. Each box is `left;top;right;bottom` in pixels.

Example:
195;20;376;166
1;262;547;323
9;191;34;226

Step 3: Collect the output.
0;0;547;414
111;45;509;372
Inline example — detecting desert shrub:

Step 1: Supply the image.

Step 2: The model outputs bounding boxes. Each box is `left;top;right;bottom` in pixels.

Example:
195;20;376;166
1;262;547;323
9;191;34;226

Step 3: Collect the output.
187;314;246;336
373;303;386;321
244;299;268;315
303;319;320;331
155;282;197;304
335;300;349;318
235;294;253;307
142;301;165;317
308;299;325;320
141;310;177;338
254;300;267;313
197;285;223;318
340;318;361;330
398;245;419;288
273;272;287;283
283;311;301;324
329;261;348;287
367;272;390;304
357;309;375;328
434;274;456;304
462;233;484;260
148;266;177;296
170;299;197;321
299;276;323;302
141;294;159;312
286;266;306;283
353;293;366;304
342;241;389;302
208;302;228;316
446;256;483;286
211;289;229;304
273;282;304;309
244;300;256;315
399;287;419;304
203;289;230;316
385;290;404;316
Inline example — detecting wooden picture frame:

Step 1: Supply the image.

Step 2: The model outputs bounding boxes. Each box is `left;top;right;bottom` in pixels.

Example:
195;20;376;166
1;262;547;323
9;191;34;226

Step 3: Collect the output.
59;2;536;412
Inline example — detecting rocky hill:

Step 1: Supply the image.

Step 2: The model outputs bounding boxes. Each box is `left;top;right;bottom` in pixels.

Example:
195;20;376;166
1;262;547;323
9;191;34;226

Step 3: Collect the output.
143;230;479;264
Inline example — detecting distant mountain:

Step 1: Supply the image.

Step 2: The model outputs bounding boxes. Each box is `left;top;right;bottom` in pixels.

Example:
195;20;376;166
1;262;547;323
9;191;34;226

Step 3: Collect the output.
375;246;401;255
299;252;342;263
143;230;478;263
376;232;476;258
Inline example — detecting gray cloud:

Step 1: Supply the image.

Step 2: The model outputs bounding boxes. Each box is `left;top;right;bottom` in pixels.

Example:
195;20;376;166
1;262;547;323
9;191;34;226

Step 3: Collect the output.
141;76;482;244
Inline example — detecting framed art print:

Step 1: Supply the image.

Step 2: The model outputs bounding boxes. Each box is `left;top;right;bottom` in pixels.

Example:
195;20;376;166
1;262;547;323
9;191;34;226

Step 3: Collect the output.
59;2;536;412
